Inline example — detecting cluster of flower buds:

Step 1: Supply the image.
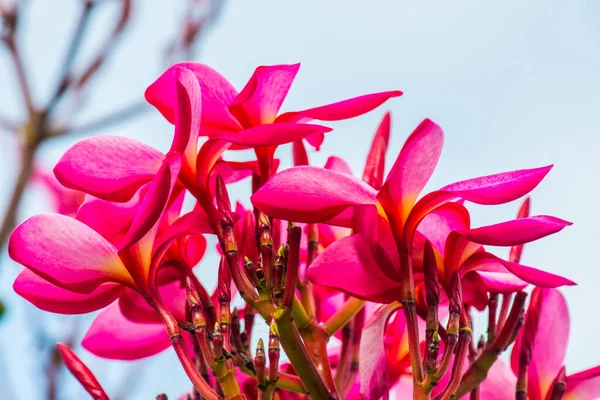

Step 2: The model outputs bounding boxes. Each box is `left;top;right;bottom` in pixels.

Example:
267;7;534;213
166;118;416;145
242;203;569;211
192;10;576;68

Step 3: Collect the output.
7;59;599;400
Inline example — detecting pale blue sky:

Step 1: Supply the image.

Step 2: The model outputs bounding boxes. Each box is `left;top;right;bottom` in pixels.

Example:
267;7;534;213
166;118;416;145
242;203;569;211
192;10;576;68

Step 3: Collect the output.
1;1;599;399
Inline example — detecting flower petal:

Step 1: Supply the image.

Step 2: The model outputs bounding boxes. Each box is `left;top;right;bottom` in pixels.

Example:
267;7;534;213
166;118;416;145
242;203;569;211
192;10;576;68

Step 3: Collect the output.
145;62;240;132
82;302;170;360
510;197;531;263
441;165;553;205
565;366;600;400
478;359;517;400
359;302;402;400
405;165;554;243
13;268;122;314
9;214;131;293
229;64;300;125
277;90;403;123
54;136;164;202
362;112;391;190
461;252;575;289
251;166;377;223
460;216;572;246
307;235;401;303
378;119;444;234
324;156;353;175
510;288;570;400
172;67;202;169
120;155;182;250
215;123;332;148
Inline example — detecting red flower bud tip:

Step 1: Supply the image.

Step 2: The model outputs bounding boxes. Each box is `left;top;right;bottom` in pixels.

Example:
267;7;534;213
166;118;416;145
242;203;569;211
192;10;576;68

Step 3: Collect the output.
231;308;244;352
156;395;168;400
449;271;462;315
217;256;232;303
268;320;280;383
423;241;440;307
192;306;207;329
216;175;234;229
243;256;260;286
212;322;224;359
56;343;109;400
255;338;267;386
272;248;285;303
185;276;202;308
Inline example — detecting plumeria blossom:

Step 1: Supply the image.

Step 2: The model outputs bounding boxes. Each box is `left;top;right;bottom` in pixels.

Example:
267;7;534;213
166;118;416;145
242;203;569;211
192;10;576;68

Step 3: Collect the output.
9;60;591;400
145;62;402;152
252;118;573;307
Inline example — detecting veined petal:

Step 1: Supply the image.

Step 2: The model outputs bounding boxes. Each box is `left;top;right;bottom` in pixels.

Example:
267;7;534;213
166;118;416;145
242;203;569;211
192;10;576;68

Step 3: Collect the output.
362;112;391;190
307;235;401;303
359;302;402;400
229;64;300;126
214;123;332;148
510;288;569;400
9;214;132;293
277;90;402;123
196;139;231;192
145;62;240;132
82;302;170;360
565;366;600;400
441;165;553;205
378;119;444;235
405;166;553;244
472;270;528;293
13;269;122;314
460;216;572;246
251;166;377;223
54;136;164;202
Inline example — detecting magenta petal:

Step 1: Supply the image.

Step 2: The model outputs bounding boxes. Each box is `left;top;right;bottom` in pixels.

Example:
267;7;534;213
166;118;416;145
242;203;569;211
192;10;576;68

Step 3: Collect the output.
76;189;144;247
510;288;570;400
277;90;403;123
460;215;572;246
215;123;332;148
441;165;553;205
378;118;444;227
13;268;122;314
323;156;353;175
478;360;517;400
565;366;600;399
171;67;202;167
474;271;528;293
120;155;182;249
461;252;574;289
251;166;377;223
359;302;401;400
9;214;131;293
307;235;401;303
54;136;164;202
145;62;240;132
417;202;471;255
362;112;391;190
82;302;170;360
229;64;300;125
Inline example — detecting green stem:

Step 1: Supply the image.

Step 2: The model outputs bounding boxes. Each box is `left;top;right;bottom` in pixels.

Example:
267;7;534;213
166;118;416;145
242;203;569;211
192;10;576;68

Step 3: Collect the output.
322;297;365;336
274;307;335;400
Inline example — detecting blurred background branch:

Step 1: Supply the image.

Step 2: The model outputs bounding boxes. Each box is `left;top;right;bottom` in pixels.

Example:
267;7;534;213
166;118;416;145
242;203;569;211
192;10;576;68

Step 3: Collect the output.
0;1;225;399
